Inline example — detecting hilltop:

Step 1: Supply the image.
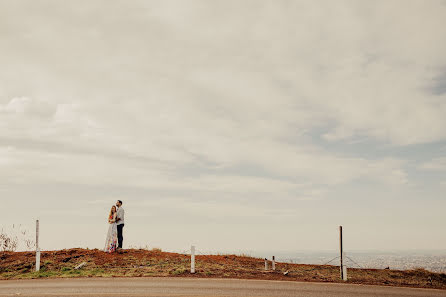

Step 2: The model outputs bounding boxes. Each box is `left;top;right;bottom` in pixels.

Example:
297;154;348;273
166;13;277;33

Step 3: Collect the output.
1;248;445;290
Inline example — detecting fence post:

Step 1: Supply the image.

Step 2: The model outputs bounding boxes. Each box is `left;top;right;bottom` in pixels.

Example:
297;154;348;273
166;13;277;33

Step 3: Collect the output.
343;265;348;281
190;245;195;274
264;258;268;271
339;226;343;280
272;256;276;271
36;219;40;272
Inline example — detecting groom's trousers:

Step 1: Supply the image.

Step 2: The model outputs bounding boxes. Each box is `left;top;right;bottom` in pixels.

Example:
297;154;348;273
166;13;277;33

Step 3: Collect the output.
117;224;124;248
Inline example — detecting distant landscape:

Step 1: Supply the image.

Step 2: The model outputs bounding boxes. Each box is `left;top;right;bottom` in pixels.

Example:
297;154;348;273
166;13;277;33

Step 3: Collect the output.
249;250;446;273
181;249;446;273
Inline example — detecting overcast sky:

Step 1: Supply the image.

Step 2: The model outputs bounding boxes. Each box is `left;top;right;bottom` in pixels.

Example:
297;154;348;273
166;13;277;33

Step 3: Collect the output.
1;0;446;253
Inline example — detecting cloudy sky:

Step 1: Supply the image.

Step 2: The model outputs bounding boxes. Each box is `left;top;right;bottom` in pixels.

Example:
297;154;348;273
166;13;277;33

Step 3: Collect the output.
1;0;446;253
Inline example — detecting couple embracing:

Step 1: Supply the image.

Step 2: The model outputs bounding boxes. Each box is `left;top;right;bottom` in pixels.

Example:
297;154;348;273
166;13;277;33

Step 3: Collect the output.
104;200;125;253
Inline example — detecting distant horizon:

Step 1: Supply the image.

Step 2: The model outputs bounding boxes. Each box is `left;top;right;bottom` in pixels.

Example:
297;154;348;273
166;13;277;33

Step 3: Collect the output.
11;246;446;255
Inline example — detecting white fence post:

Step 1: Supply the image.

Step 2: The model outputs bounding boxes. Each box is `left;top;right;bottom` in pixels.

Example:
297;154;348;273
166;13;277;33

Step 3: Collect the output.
343;264;348;281
272;256;276;271
190;245;195;274
264;258;268;271
35;219;40;272
339;226;343;280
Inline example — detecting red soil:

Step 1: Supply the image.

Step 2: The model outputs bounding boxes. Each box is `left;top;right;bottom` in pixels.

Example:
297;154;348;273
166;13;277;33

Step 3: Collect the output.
1;248;445;290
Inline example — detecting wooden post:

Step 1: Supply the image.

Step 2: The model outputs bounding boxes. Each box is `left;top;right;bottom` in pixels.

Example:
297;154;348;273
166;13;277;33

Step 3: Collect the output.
264;258;268;271
36;220;40;272
190;245;195;273
272;256;276;271
339;226;343;280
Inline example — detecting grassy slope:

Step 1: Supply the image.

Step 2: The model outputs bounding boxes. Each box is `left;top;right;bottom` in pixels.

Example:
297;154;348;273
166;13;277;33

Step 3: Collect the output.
1;248;445;290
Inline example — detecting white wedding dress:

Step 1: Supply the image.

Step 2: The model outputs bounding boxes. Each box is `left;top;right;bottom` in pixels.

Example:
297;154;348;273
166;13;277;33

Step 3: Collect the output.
104;213;118;253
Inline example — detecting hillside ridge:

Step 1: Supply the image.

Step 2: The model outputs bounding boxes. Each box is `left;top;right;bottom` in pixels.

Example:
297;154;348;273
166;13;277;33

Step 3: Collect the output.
1;248;445;290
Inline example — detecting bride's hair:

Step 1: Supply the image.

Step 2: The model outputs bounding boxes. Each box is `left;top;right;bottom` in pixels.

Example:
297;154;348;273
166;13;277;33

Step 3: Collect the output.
109;205;117;220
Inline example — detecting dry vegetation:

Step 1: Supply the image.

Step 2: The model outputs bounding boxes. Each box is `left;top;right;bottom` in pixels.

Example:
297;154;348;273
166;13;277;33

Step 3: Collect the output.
0;248;445;290
0;226;35;252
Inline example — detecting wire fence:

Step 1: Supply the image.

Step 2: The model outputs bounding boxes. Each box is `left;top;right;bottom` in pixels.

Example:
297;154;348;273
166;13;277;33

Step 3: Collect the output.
6;221;445;274
278;254;364;268
171;247;370;274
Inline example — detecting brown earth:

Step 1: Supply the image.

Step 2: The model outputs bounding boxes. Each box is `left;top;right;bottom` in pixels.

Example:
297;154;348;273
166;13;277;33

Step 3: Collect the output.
1;248;445;290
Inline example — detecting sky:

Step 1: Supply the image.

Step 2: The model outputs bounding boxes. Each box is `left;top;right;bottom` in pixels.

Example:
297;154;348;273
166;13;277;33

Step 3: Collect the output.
0;0;446;254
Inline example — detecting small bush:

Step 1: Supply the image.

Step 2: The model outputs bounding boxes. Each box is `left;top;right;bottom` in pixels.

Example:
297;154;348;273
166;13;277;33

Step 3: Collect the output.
0;225;36;252
0;232;18;252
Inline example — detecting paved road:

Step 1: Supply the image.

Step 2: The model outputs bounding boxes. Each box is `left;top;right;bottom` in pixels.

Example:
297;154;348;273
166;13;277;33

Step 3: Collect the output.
1;277;445;297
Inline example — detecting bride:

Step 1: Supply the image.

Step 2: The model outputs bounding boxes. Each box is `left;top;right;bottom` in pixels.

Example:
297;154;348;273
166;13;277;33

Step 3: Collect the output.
104;205;118;253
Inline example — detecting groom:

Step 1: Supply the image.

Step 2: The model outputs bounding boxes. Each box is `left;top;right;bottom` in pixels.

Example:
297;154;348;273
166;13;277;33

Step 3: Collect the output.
115;200;125;249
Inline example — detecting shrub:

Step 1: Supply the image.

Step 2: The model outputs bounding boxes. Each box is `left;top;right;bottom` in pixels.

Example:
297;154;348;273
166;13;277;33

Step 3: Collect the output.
0;231;18;252
0;225;35;252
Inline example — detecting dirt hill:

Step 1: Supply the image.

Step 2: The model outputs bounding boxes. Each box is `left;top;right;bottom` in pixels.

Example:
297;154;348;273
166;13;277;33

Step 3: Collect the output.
1;248;445;290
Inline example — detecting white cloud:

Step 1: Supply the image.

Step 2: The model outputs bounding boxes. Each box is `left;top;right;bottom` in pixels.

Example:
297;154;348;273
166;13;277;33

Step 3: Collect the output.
420;157;446;171
0;97;56;117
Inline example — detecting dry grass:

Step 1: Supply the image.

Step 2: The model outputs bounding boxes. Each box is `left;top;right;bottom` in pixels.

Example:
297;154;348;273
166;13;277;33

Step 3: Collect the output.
0;248;445;290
